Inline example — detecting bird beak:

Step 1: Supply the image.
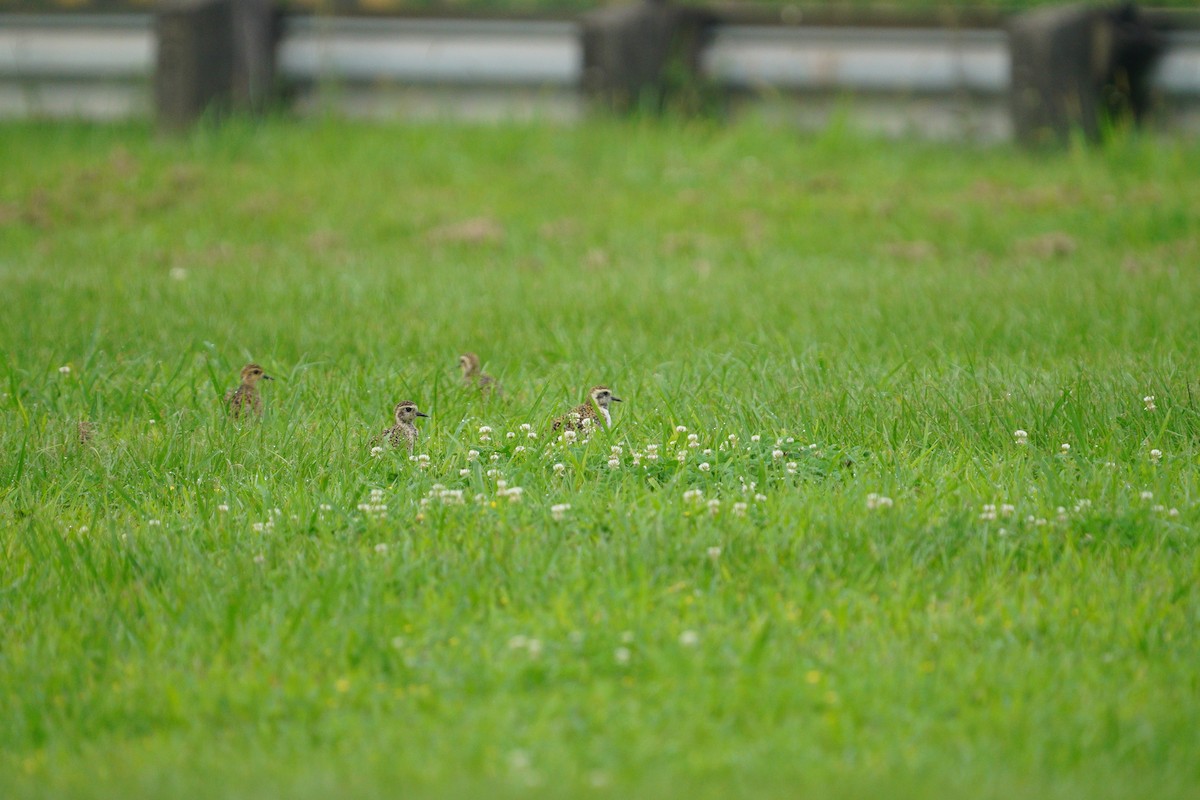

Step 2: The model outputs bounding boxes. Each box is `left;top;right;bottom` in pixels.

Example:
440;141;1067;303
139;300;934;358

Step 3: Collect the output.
416;411;430;418
611;396;623;402
263;375;274;381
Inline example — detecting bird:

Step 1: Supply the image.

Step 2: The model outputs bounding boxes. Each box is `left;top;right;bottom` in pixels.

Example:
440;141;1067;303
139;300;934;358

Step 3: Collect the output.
458;352;502;397
226;363;273;419
377;400;429;453
552;385;622;432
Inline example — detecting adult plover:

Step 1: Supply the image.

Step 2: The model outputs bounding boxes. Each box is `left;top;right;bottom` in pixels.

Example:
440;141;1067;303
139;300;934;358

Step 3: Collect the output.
552;385;622;431
378;400;428;453
226;363;272;419
458;352;502;397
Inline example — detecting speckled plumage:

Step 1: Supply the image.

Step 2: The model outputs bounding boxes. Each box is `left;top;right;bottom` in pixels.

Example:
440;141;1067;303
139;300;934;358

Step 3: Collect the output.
459;352;502;397
552;385;622;432
377;400;428;453
225;363;272;419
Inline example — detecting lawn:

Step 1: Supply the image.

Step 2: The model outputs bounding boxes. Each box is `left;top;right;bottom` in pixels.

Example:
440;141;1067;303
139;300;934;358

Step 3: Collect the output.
1;117;1198;799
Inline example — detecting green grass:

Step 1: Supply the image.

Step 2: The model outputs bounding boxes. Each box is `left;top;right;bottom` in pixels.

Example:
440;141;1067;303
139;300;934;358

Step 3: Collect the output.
1;117;1198;799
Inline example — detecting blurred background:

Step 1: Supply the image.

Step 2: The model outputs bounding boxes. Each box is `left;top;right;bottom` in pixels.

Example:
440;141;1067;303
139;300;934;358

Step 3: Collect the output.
2;0;1198;142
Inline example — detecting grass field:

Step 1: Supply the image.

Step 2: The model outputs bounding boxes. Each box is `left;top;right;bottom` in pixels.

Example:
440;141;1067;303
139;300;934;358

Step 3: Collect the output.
1;117;1198;799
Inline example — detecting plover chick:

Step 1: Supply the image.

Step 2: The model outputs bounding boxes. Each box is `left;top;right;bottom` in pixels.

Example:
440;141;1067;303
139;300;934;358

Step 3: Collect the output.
226;363;273;419
378;400;429;453
458;352;503;397
552;385;622;432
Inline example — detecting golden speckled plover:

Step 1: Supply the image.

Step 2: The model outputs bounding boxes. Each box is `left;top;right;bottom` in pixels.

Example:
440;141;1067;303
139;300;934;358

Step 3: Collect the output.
552;385;622;432
378;400;428;453
226;363;272;419
458;352;502;397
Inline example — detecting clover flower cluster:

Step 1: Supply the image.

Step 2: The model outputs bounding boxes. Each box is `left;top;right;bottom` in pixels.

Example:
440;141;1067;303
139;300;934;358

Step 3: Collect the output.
357;488;388;517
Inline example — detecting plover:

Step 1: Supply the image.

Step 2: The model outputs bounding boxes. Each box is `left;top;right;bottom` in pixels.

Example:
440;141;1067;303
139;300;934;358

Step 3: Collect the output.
458;352;503;397
378;400;428;453
552;385;622;431
226;363;272;419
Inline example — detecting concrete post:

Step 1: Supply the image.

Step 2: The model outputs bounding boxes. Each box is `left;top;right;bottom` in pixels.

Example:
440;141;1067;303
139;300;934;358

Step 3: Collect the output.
581;0;716;114
155;0;278;131
1009;3;1164;146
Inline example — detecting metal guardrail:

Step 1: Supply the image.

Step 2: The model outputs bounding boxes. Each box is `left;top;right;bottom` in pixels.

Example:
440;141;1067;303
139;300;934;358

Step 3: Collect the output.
1;12;1198;121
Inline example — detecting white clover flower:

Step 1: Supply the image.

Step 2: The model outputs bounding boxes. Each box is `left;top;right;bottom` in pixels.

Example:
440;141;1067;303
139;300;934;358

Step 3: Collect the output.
1152;504;1165;513
728;434;737;443
1144;395;1156;411
786;461;798;475
504;487;524;503
551;503;571;520
514;446;526;454
148;519;161;526
520;423;532;433
552;463;566;474
707;546;722;560
611;445;623;455
217;504;229;512
479;426;492;435
58;365;71;375
252;522;264;532
698;462;710;472
1140;490;1153;501
374;543;388;554
646;443;659;453
527;431;538;439
460;468;470;477
1001;503;1015;517
607;457;620;469
417;454;431;468
370;489;384;502
979;504;997;521
754;493;767;502
319;503;332;511
1013;429;1028;445
675;425;687;434
706;498;721;515
486;468;500;478
1150;448;1162;462
581;417;593;429
496;479;508;491
676;450;687;462
750;434;761;442
562;429;577;443
866;493;894;510
683;488;704;503
679;630;700;647
614;647;631;665
786;437;795;444
506;431;516;440
772;449;784;460
370;446;384;459
78;526;89;534
732;502;748;517
687;433;699;446
489;453;501;462
475;493;487;504
467;450;479;461
1168;508;1179;517
1060;443;1071;453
